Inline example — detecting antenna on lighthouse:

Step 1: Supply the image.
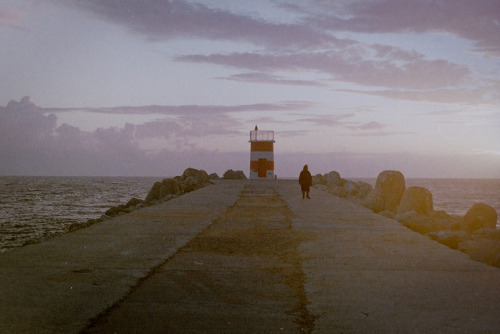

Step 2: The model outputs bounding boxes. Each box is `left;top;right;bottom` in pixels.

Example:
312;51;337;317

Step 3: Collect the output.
249;125;275;179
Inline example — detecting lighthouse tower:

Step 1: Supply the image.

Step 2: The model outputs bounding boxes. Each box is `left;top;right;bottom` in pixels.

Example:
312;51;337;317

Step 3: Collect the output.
249;125;275;179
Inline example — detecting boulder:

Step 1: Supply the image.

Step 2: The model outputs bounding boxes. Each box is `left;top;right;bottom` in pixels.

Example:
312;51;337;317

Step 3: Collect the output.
105;204;126;217
356;182;373;199
396;210;456;234
366;170;405;213
125;197;144;208
427;230;470;249
159;178;181;198
183;168;209;185
459;203;498;232
458;238;500;267
223;169;247;180
472;228;500;241
208;173;220;180
182;176;199;192
343;180;359;198
145;181;162;203
325;171;343;188
312;174;326;185
397;186;433;216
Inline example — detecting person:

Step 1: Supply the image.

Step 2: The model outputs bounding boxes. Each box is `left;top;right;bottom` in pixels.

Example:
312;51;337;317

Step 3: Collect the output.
299;164;312;199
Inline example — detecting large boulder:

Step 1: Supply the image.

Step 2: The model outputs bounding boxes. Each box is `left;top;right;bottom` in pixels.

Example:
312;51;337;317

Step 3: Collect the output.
145;181;162;203
183;168;209;185
366;170;405;213
159;178;181;197
223;169;247;180
397;186;433;216
182;176;199;193
325;171;344;188
458;203;498;233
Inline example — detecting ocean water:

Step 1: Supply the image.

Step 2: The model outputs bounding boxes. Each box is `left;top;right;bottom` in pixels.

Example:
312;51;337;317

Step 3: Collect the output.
0;176;162;253
0;177;499;253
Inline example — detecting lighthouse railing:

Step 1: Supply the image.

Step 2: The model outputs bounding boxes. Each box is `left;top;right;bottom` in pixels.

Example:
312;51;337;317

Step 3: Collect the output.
250;130;274;142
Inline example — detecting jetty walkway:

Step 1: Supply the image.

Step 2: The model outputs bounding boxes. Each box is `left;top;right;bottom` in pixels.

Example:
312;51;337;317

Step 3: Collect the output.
1;180;500;333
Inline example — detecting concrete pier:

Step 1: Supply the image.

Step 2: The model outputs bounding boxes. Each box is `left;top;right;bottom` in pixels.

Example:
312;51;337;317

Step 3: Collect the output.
1;180;500;333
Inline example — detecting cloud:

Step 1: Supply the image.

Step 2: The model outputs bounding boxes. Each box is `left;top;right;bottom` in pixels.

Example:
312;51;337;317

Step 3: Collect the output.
311;0;500;54
0;7;25;30
177;50;470;90
69;0;341;50
334;81;500;105
217;72;327;87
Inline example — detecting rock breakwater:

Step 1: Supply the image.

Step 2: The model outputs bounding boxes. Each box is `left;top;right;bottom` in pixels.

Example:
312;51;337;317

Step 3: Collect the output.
314;169;500;268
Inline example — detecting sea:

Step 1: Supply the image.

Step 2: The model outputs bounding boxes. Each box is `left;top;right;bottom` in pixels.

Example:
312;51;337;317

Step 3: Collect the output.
0;176;499;253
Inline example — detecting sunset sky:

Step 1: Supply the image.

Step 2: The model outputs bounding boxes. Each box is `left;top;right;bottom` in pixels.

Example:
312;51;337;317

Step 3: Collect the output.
1;0;499;178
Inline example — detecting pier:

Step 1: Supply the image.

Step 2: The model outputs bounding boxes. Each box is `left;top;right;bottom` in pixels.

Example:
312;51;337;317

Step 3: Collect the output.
1;180;500;333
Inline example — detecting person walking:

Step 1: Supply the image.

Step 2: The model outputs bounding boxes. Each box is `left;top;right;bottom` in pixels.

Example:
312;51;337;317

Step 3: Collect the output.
299;164;312;199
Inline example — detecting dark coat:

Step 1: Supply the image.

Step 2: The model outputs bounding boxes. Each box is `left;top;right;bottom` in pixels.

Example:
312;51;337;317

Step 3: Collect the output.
299;170;312;191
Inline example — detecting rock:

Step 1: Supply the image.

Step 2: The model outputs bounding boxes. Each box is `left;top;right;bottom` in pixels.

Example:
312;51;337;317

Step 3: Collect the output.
145;181;162;203
105;204;126;217
208;173;219;180
125;197;144;208
396;210;456;234
325;171;343;188
312;174;326;185
472;228;500;241
458;238;500;267
223;169;247;180
366;170;405;213
379;210;395;219
343;180;359;198
159;178;181;197
356;182;373;199
459;203;498;232
397;186;433;216
183;168;209;185
182;176;198;192
427;230;470;249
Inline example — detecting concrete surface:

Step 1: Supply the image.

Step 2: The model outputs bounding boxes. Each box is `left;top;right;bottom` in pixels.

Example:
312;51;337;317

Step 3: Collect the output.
1;180;500;333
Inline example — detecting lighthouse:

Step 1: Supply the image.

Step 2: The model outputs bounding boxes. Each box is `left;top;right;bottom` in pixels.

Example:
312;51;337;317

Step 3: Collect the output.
249;125;275;179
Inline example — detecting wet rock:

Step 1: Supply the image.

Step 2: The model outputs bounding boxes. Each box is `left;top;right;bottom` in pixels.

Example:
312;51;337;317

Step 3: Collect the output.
458;203;498;232
223;169;247;179
397;186;433;216
366;170;405;213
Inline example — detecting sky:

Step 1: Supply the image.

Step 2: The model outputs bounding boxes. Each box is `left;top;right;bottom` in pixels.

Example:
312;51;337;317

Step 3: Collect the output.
0;0;499;178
